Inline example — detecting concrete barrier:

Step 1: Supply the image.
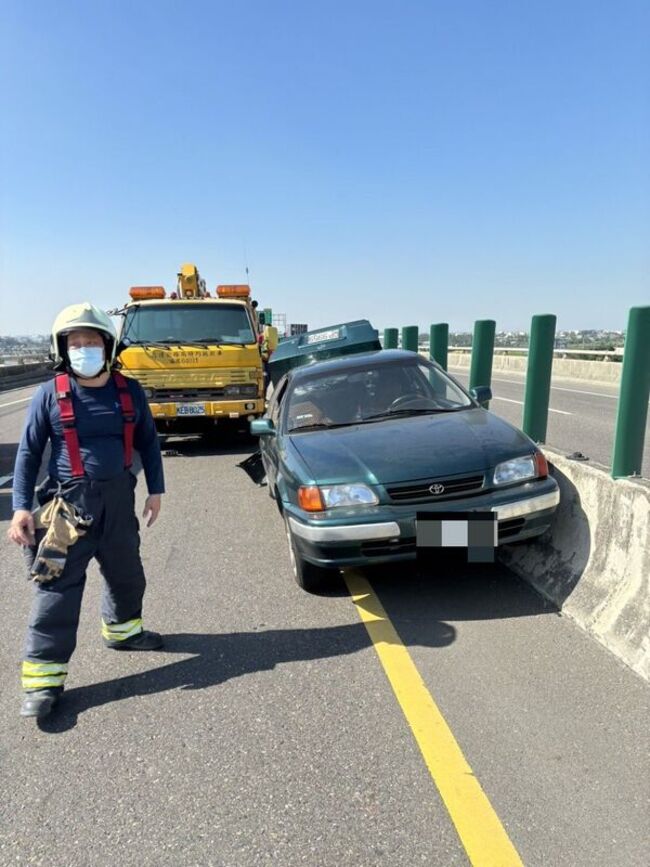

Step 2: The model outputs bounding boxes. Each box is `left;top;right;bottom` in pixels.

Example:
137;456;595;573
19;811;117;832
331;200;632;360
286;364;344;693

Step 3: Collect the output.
445;351;622;385
499;448;650;680
0;362;52;391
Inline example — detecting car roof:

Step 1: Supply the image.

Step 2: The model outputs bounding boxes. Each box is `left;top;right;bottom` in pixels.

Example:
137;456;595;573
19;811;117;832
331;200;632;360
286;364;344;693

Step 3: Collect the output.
288;349;428;382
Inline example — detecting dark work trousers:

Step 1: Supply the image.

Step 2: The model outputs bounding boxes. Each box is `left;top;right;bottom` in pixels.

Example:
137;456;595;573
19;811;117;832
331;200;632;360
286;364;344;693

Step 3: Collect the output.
22;470;146;664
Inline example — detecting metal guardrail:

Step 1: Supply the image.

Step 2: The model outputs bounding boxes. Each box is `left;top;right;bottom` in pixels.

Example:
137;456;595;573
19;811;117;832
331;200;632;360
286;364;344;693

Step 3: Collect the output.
0;355;50;365
432;346;624;359
385;307;650;478
0;360;53;390
383;342;624;360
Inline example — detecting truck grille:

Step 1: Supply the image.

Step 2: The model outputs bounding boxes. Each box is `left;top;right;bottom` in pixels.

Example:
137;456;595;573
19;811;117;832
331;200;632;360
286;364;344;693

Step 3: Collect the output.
128;368;257;388
386;474;485;503
151;386;258;402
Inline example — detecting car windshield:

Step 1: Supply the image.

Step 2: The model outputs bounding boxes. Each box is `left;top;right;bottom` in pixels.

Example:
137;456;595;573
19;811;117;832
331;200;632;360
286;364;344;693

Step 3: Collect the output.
286;360;473;431
122;303;255;346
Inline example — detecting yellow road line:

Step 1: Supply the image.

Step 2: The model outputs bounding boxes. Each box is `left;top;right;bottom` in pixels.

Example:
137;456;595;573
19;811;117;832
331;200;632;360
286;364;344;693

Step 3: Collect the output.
345;570;523;867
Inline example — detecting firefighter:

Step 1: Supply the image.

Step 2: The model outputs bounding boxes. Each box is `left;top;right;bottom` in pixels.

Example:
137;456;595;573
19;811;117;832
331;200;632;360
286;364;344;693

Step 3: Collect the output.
7;303;165;719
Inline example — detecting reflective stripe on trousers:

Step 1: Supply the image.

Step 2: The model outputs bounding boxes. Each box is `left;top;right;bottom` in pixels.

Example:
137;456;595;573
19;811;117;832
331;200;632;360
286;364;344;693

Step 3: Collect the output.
101;617;143;641
22;660;68;691
22;470;147;667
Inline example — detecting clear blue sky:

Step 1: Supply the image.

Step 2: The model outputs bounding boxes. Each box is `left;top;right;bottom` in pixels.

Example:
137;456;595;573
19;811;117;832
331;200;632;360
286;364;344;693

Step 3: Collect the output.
1;0;648;335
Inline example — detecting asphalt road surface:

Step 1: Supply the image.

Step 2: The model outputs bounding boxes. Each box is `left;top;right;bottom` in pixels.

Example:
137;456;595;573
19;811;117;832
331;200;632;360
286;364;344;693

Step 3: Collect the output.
448;366;650;477
0;385;648;867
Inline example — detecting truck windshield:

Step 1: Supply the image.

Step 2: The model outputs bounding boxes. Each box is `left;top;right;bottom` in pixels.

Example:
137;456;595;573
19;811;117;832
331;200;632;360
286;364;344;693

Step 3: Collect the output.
122;304;255;346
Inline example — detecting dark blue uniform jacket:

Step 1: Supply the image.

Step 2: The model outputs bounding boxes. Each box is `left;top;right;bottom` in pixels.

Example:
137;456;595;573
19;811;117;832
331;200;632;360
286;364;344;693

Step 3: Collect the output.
13;375;165;511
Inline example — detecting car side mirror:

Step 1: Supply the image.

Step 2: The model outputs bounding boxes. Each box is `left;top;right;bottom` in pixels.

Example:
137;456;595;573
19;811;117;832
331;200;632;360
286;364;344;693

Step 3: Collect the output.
470;386;492;407
250;419;276;437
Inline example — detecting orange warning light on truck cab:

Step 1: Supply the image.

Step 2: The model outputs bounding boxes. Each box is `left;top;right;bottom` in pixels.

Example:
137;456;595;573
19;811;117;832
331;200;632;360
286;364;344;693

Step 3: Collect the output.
129;286;166;300
216;284;251;299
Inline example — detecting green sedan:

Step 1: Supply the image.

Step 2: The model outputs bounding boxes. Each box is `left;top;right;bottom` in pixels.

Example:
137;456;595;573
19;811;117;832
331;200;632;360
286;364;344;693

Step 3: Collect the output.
251;349;559;592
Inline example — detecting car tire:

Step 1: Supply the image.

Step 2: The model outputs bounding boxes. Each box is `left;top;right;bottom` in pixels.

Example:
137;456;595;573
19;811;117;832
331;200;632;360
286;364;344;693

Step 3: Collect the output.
284;517;337;593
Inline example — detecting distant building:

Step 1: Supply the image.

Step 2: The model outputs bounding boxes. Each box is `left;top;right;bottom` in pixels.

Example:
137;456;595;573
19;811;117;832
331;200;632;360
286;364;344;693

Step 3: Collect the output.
289;323;308;336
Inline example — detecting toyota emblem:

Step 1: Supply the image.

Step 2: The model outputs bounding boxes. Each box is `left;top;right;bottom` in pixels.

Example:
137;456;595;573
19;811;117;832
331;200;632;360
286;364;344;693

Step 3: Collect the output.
429;483;445;495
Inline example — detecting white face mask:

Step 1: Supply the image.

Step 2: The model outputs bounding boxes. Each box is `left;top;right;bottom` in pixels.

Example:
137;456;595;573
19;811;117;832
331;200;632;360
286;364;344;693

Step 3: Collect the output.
68;347;105;378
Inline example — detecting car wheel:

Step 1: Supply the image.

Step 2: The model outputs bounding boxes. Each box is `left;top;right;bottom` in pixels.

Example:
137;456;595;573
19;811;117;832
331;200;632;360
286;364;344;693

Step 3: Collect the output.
284;517;337;593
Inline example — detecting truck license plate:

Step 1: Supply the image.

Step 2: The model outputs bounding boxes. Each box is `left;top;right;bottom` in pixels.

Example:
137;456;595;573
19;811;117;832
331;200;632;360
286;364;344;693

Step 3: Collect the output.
177;403;206;416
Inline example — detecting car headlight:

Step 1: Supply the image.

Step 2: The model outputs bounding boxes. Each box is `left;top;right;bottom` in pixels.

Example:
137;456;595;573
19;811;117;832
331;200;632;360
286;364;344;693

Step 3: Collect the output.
320;484;379;508
493;455;537;485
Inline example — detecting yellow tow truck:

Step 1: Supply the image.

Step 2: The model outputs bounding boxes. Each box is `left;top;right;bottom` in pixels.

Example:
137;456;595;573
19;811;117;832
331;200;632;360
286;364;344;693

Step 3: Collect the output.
116;263;277;435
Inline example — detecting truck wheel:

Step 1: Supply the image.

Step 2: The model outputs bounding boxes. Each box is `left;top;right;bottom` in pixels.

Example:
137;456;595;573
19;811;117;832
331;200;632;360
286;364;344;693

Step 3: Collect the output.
284;518;337;593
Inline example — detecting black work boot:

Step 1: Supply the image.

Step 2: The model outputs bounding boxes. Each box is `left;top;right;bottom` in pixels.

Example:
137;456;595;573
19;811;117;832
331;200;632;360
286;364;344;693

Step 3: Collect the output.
104;629;164;651
21;688;62;719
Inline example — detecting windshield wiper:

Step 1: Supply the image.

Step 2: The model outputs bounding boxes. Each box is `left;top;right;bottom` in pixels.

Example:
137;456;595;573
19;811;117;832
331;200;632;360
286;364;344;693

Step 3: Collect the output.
192;338;247;346
360;407;465;421
124;339;179;350
288;421;359;432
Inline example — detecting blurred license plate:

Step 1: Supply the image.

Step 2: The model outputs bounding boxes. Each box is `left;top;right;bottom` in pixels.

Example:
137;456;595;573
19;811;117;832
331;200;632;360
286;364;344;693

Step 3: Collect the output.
177;403;206;416
416;512;497;563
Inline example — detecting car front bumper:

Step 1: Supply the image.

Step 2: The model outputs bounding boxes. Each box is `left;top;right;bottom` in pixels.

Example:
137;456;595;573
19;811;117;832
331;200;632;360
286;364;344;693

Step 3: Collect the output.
286;479;560;568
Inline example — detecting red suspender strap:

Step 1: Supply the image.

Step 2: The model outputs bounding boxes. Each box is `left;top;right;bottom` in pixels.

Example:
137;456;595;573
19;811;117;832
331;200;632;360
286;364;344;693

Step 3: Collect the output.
54;373;85;478
113;372;136;469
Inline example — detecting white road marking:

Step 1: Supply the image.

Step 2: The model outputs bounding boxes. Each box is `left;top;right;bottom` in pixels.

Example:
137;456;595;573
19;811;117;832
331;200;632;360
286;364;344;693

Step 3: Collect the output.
0;396;32;409
548;384;618;399
448;367;619;399
0;474;14;486
492;396;572;415
493;378;619;399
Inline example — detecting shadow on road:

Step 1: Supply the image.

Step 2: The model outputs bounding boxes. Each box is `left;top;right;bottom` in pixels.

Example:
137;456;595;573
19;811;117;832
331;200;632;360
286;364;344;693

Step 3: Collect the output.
367;560;558;649
499;462;591;608
39;618;457;733
159;432;258;460
37;560;558;734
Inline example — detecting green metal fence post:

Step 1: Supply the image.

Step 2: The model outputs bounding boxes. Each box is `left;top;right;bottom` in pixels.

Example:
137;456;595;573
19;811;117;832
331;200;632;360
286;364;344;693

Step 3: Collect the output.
522;314;557;443
429;323;449;370
384;328;398;349
612;306;650;478
401;325;419;353
469;320;496;403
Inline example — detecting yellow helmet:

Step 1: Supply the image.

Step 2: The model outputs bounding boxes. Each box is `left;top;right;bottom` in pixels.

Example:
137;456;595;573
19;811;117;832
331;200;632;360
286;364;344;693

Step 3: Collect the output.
50;302;117;370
